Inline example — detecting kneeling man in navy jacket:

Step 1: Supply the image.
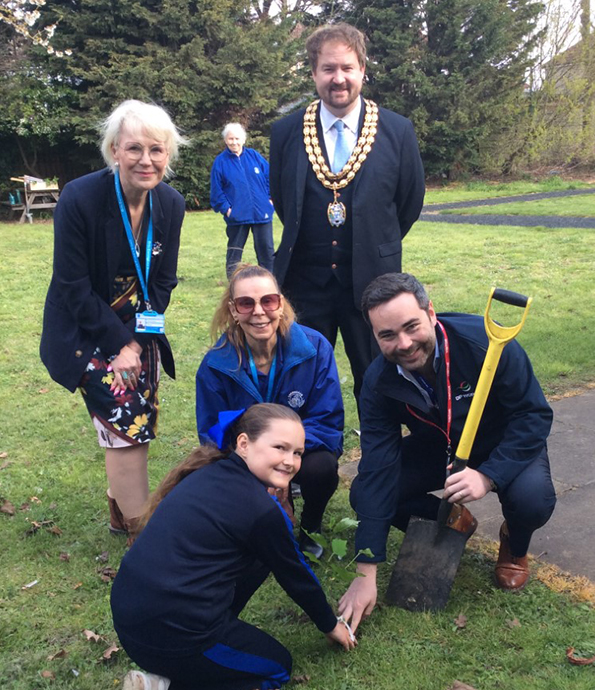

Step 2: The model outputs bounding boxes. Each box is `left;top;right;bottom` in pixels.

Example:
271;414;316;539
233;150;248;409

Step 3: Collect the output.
339;272;556;631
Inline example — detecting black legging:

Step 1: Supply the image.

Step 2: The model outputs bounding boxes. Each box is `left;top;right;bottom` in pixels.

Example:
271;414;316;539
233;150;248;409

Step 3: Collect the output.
293;449;339;532
118;562;292;690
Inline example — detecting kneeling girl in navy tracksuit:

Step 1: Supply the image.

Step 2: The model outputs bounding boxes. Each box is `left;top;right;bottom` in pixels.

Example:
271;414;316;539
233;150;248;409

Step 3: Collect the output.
111;403;355;690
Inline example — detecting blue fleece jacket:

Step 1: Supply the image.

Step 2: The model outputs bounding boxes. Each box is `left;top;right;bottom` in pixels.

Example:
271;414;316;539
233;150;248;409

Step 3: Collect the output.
210;147;274;226
196;323;343;456
354;313;553;562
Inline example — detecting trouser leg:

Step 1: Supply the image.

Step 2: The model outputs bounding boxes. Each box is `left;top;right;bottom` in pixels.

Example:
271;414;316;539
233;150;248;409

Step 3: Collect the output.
293;450;339;532
121;613;292;690
226;224;250;278
497;446;556;556
252;222;275;272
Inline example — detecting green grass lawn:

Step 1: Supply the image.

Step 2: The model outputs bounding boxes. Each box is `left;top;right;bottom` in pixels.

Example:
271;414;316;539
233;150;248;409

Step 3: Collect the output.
1;199;594;690
424;176;594;205
440;195;595;217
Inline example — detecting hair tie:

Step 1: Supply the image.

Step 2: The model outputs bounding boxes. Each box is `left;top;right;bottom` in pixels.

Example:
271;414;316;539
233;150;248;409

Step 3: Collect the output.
207;409;246;450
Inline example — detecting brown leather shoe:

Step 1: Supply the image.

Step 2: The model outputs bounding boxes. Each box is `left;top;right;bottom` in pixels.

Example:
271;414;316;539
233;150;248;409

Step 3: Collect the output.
445;503;478;539
107;493;128;535
495;521;530;591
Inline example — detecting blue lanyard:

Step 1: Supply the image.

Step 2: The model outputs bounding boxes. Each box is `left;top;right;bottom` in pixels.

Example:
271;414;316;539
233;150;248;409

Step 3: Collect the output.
246;344;277;402
114;171;154;311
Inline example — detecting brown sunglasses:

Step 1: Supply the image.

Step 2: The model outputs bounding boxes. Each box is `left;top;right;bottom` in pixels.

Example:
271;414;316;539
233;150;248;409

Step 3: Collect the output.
231;293;281;314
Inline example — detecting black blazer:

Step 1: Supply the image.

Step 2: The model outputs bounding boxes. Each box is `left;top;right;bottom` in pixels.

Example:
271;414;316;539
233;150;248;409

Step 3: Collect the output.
269;98;425;307
40;168;185;392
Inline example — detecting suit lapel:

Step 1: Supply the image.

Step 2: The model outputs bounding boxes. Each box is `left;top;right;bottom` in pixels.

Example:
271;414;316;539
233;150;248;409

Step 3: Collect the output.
105;176;124;284
352;96;369;198
294;115;308;225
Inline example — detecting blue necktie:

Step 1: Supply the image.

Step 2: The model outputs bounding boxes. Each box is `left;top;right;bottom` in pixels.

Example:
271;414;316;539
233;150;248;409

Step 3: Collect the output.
332;120;351;173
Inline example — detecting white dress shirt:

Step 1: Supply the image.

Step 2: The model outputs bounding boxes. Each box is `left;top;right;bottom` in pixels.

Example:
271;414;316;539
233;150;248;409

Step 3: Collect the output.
319;100;362;165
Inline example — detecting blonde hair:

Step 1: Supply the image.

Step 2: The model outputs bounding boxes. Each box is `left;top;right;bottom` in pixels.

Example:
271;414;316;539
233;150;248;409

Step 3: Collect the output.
100;99;188;177
136;403;302;531
210;264;295;362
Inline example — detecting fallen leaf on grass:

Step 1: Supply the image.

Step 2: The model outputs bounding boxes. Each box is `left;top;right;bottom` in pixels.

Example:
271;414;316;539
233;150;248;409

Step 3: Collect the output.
48;525;62;536
566;647;595;665
47;649;67;661
21;579;38;589
30;496;42;503
507;618;521;628
0;460;11;470
96;551;109;563
98;566;118;582
448;682;478;690
454;614;468;629
83;629;102;643
20;502;30;511
0;451;8;458
293;674;311;684
1;499;15;515
40;670;55;679
73;582;83;590
59;552;70;562
101;644;120;661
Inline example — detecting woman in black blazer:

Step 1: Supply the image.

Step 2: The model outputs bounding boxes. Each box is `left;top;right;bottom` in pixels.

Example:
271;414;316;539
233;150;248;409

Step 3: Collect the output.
40;99;186;541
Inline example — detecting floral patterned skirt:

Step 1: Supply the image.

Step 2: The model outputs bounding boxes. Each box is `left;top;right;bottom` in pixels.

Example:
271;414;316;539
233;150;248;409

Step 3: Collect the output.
78;276;160;448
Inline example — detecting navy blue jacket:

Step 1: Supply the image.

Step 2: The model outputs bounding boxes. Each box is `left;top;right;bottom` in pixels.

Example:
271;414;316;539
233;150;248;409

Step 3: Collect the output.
270;98;425;307
210;147;274;226
40;168;185;392
111;452;338;656
354;313;553;562
196;323;344;455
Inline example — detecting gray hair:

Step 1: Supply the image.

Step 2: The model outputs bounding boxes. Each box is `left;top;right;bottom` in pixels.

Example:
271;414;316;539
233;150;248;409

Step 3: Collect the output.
100;99;188;177
222;122;247;145
361;273;431;322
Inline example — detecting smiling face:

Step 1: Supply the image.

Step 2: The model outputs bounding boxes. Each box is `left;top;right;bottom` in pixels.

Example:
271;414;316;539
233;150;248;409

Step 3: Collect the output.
111;124;169;197
229;275;283;351
369;292;438;375
312;40;365;117
236;419;305;489
224;129;244;156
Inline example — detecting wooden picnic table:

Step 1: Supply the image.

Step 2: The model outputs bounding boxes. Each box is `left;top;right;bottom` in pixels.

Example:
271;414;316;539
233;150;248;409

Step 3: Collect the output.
5;177;60;223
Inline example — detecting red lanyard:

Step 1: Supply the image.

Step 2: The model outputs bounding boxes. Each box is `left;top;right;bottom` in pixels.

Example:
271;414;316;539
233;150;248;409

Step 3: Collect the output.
405;320;452;462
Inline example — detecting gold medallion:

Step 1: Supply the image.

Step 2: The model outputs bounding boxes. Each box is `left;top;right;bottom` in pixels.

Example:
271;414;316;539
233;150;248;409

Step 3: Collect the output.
303;99;379;226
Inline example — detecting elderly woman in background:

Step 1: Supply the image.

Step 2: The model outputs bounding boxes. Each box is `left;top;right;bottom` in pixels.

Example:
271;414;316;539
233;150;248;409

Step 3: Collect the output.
195;264;344;557
210;123;275;278
40;99;187;541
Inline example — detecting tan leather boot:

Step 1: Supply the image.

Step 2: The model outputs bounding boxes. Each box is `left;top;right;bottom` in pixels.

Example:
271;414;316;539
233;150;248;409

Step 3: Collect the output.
495;521;530;591
107;493;128;535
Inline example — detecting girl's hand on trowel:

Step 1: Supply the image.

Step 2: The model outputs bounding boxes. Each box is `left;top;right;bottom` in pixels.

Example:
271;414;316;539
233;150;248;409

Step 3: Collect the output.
338;563;377;633
443;466;492;503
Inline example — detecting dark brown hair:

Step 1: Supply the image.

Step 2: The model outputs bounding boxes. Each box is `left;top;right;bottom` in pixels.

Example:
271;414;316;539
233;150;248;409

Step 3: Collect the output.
136;403;302;531
306;23;367;71
210;264;296;361
361;272;431;323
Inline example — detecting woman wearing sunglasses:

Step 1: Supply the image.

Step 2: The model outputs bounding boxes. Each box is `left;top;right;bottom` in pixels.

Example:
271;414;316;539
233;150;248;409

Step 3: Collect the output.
195;264;344;557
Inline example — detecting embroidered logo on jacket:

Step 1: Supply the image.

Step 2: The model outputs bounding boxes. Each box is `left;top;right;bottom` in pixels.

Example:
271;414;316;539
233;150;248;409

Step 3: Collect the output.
287;391;305;409
455;381;474;402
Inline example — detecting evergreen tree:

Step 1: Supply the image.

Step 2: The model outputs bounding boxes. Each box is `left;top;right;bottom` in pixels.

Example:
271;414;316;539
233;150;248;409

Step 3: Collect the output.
25;0;308;204
349;0;544;177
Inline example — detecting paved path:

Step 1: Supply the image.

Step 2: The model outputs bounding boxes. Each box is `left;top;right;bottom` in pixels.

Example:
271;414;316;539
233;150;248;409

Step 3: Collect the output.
339;390;595;581
420;187;595;228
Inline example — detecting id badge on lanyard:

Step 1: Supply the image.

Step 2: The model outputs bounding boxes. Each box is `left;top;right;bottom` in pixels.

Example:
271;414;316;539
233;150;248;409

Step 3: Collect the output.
114;171;166;335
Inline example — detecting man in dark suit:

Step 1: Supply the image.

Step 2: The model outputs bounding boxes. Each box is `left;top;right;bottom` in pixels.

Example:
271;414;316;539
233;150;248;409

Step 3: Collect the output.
270;23;425;403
